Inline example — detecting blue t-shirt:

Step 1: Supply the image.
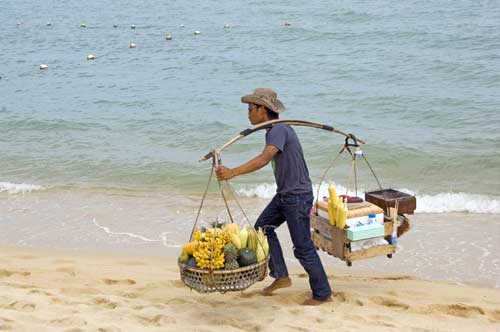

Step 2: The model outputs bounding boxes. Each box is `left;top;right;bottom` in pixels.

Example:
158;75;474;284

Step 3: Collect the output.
265;123;312;194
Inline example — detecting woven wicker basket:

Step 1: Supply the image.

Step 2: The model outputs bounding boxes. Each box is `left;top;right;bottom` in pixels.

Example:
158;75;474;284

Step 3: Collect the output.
178;257;269;293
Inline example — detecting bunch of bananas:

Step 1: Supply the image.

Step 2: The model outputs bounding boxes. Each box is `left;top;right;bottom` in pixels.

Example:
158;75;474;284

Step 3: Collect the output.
192;227;227;269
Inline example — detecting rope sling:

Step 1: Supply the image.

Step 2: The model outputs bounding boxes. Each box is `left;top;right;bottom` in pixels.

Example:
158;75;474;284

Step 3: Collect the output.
179;119;386;293
180;152;270;293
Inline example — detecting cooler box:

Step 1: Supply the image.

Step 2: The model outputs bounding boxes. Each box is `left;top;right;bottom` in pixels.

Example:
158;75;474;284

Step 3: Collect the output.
347;223;385;241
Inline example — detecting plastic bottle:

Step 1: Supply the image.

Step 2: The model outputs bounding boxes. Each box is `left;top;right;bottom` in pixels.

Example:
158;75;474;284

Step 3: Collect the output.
368;213;376;225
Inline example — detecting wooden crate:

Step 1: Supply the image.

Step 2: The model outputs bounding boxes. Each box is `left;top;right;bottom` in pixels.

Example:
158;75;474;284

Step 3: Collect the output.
311;213;411;266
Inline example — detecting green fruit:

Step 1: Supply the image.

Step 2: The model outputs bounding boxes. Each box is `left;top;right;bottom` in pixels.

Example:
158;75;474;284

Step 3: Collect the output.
224;243;238;261
178;250;189;263
187;256;198;268
224;260;239;270
237;248;257;267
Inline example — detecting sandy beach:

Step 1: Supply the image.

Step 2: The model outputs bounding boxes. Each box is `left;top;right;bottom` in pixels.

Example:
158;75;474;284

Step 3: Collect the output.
1;246;499;332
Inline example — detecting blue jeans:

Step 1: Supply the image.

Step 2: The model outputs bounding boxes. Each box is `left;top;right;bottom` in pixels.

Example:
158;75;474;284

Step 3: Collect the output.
255;192;332;301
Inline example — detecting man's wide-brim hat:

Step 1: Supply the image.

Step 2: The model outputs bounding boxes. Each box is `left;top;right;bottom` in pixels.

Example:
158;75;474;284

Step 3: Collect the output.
241;88;285;114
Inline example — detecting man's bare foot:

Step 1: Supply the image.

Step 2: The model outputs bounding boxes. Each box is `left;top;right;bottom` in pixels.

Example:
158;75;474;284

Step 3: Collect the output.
302;297;333;306
262;277;292;296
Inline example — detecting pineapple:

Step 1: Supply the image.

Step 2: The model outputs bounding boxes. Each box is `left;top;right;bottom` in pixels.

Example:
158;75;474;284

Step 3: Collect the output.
223;243;239;270
224;243;237;261
224;259;240;270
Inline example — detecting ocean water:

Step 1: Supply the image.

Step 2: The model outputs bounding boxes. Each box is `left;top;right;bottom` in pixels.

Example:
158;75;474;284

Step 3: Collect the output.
1;0;500;286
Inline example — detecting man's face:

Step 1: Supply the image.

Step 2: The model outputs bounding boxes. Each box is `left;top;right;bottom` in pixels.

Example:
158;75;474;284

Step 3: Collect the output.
248;103;264;125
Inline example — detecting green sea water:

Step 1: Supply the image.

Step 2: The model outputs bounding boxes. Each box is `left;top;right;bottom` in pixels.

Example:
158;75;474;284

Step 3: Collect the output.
1;0;499;208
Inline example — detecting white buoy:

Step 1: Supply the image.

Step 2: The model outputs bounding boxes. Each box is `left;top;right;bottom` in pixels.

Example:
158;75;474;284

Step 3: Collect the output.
46;22;52;26
87;54;95;60
40;64;48;70
80;23;87;28
179;24;185;28
165;35;173;41
16;22;21;26
131;24;136;29
284;21;291;26
224;24;231;29
113;24;118;28
129;42;136;48
194;30;201;35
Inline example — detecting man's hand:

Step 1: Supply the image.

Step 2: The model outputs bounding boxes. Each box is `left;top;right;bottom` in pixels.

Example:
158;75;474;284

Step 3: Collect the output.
216;166;235;181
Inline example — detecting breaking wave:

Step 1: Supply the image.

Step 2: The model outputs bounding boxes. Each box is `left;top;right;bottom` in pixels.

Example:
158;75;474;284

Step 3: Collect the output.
236;183;500;214
0;182;45;194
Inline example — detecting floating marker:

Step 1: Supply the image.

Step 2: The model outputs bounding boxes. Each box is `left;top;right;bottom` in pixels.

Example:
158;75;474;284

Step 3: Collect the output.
46;22;52;26
224;24;231;29
284;21;291;26
113;24;118;28
179;24;185;28
165;35;173;41
16;22;21;26
87;54;95;60
129;42;136;48
80;23;87;28
131;24;136;29
194;30;201;35
40;64;48;70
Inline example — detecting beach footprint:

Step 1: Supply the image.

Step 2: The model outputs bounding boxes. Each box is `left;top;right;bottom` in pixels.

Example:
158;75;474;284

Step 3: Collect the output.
91;297;118;309
3;301;36;312
489;310;500;323
369;296;410;310
97;327;121;332
431;303;485;318
56;267;78;277
101;278;136;286
0;269;31;278
135;314;176;326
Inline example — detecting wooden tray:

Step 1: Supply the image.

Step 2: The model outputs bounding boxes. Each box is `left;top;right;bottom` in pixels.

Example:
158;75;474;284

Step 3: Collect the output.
365;189;416;214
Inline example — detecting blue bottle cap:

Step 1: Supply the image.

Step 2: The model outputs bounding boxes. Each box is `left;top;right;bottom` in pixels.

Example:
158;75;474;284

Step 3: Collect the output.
368;213;376;218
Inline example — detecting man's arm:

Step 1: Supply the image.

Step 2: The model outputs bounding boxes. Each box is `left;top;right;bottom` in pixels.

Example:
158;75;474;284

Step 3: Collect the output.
216;145;279;181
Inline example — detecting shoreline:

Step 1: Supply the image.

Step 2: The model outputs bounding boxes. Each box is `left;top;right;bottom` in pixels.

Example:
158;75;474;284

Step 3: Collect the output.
1;245;500;332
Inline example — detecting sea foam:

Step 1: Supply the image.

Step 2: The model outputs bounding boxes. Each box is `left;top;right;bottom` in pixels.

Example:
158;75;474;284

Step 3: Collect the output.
0;182;44;194
236;183;500;214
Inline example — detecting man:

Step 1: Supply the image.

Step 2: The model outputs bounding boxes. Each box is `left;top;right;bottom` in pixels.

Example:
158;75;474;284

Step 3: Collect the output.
216;88;332;305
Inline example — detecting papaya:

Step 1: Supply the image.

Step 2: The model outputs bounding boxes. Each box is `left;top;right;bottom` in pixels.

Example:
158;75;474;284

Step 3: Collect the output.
237;248;257;267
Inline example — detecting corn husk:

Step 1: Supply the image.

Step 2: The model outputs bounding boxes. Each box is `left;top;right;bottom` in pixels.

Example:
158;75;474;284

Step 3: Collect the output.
230;232;242;250
224;223;240;234
239;227;249;249
256;245;265;263
247;229;257;252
